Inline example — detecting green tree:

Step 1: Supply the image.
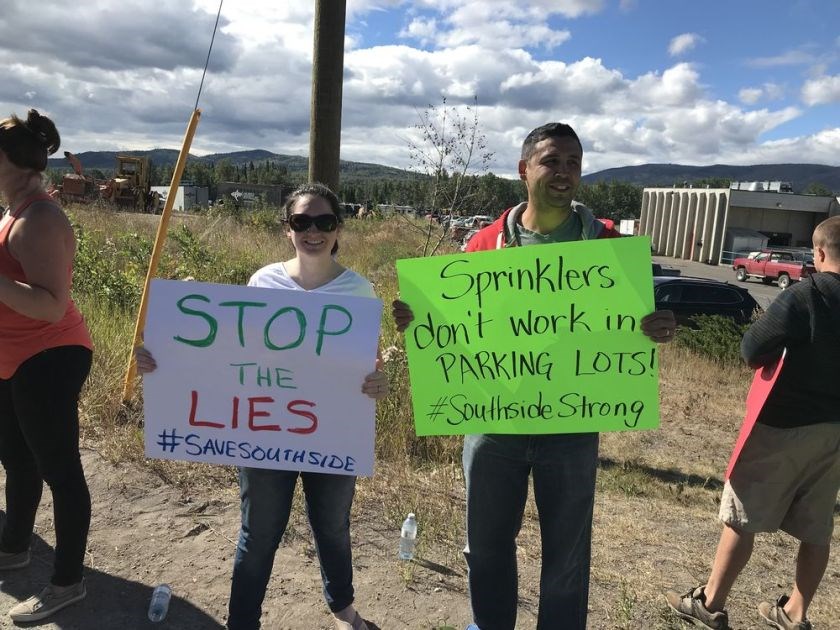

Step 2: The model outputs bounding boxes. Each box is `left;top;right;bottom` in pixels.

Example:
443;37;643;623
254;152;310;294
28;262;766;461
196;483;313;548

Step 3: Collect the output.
692;177;731;188
803;182;833;196
215;159;235;183
576;181;642;220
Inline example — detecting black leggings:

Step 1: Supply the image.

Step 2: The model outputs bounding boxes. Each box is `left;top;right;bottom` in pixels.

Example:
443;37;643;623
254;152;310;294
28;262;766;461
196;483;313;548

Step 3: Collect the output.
0;345;92;585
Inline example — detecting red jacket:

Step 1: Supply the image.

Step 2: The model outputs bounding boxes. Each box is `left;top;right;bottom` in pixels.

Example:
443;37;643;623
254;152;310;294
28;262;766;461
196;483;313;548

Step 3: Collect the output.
465;202;621;252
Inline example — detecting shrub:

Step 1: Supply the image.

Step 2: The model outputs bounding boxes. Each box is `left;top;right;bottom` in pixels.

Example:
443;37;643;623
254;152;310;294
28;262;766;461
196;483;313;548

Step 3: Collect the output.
167;224;259;285
72;224;142;310
674;315;749;365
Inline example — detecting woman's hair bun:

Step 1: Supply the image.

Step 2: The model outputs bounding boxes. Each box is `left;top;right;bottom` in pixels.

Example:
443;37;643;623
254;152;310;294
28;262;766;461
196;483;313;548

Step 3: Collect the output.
24;109;60;155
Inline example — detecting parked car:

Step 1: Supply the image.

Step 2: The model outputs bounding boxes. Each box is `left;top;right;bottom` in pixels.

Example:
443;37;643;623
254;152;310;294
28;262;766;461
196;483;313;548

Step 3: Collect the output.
652;263;681;277
732;248;816;289
653;276;760;326
472;214;494;226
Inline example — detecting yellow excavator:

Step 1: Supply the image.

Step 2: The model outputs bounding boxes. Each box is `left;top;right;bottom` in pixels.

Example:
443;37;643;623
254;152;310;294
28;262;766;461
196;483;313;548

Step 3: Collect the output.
53;153;160;213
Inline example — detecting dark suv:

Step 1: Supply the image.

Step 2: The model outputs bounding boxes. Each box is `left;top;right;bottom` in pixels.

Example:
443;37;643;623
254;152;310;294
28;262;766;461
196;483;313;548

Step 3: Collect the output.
653;276;760;325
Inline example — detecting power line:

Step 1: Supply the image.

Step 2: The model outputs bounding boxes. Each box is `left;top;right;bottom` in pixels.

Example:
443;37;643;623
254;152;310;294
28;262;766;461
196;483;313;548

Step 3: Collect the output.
194;0;224;111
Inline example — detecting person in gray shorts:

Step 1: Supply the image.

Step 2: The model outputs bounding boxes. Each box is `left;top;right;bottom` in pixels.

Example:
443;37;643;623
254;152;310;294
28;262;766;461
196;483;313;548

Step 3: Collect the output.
665;215;840;630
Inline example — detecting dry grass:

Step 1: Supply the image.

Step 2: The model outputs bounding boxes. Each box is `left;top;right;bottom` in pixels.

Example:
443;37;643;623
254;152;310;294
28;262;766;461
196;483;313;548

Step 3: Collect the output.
68;207;839;628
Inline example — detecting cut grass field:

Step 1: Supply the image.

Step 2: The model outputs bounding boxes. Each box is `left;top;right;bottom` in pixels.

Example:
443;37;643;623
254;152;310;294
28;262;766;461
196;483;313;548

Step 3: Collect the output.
67;205;838;629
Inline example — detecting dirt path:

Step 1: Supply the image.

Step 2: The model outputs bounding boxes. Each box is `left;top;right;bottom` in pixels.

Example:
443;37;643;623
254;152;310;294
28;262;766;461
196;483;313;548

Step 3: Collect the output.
0;446;836;629
0;449;478;630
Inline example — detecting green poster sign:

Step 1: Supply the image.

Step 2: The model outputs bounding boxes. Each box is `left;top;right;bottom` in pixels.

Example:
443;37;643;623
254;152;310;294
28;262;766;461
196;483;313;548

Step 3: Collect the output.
395;236;659;436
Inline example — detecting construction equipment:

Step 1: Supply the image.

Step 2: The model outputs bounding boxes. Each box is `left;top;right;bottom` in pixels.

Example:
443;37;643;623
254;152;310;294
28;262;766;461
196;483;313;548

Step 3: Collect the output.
52;153;160;213
102;156;161;213
53;151;100;204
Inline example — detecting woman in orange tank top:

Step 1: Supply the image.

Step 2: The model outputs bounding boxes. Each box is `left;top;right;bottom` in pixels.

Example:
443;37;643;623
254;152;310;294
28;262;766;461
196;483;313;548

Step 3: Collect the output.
0;110;93;623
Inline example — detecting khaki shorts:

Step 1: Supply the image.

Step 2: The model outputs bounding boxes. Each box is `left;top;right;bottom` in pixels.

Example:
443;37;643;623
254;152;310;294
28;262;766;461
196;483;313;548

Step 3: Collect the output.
719;422;840;545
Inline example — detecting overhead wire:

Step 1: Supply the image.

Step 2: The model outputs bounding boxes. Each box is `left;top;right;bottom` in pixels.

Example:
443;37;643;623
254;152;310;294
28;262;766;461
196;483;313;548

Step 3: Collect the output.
194;0;224;111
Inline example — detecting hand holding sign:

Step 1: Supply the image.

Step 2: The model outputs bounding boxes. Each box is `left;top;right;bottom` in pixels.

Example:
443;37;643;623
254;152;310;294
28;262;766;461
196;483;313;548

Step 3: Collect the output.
142;279;383;475
396;237;661;436
392;299;415;332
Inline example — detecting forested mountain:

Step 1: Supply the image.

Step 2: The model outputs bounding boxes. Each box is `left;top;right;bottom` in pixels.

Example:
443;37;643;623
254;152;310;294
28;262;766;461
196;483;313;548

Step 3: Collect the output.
46;150;836;220
47;149;412;180
49;150;839;194
582;163;840;194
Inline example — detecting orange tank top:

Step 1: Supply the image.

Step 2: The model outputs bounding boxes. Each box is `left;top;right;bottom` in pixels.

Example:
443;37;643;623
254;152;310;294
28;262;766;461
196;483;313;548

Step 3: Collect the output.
0;193;92;378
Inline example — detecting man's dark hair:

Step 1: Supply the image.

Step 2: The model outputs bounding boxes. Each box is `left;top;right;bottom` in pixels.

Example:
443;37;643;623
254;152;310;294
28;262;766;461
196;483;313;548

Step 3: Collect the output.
521;123;582;161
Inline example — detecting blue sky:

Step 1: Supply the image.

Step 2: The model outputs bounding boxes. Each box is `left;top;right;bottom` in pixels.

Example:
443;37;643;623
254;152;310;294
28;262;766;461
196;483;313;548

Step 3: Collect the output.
0;0;838;177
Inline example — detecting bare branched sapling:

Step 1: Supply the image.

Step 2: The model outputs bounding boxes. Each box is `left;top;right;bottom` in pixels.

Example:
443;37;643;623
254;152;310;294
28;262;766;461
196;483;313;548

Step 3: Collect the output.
406;96;493;256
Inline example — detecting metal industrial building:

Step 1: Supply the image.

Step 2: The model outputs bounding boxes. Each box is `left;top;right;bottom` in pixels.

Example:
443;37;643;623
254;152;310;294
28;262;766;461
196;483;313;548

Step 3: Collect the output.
150;185;209;211
639;186;840;265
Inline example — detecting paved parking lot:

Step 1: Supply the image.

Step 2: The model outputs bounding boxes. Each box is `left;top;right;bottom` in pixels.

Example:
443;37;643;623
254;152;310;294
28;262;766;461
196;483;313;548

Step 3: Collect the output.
652;255;782;310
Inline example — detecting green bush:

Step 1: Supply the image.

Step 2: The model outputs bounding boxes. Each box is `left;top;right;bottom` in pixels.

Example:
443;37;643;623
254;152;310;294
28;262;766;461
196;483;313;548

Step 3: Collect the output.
72;224;142;310
240;208;281;231
167;224;258;285
674;315;750;365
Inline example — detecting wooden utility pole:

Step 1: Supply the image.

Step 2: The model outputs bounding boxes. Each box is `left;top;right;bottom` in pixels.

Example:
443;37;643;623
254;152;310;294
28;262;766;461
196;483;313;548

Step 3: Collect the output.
308;0;347;192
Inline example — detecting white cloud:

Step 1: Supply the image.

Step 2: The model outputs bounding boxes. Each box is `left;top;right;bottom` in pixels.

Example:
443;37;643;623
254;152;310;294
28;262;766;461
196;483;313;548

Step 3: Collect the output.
668;33;703;57
746;50;815;67
763;83;785;101
399;2;578;51
721;127;840;166
0;0;834;179
399;17;438;45
739;88;763;105
626;63;703;108
436;21;571;50
738;82;785;104
1;0;240;71
413;0;605;20
801;74;840;106
499;57;624;112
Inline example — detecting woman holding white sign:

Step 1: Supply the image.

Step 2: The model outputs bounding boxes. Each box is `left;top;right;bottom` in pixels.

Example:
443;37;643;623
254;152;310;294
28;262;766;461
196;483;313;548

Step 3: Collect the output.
137;182;387;630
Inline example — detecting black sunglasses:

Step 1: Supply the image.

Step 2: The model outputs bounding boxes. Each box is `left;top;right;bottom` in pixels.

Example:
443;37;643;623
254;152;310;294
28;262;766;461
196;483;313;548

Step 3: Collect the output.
287;213;339;233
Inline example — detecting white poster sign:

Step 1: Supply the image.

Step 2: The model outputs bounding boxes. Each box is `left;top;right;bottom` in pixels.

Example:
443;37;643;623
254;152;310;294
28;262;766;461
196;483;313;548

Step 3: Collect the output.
143;279;383;476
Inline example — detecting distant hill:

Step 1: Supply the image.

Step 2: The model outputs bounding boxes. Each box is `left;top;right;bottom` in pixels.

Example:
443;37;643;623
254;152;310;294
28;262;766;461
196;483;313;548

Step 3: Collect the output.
583;163;840;194
48;149;413;180
48;150;839;193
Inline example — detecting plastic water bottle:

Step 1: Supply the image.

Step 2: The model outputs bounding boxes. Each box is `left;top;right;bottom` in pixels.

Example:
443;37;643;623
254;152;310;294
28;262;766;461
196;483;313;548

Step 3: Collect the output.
148;584;172;622
399;512;417;560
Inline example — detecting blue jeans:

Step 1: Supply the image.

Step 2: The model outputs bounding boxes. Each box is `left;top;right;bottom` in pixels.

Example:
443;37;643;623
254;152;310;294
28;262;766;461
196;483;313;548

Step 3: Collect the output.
226;467;356;630
462;432;599;630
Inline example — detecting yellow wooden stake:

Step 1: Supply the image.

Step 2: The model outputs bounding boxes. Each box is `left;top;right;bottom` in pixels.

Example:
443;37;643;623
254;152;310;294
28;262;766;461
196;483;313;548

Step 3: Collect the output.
121;109;202;402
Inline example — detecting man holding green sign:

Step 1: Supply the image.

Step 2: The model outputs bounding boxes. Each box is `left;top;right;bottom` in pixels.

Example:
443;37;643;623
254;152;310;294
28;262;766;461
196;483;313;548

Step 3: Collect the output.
393;123;676;630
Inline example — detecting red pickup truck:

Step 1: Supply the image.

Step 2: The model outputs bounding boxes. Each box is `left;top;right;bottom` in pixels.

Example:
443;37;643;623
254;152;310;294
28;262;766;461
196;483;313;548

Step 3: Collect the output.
732;249;816;289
